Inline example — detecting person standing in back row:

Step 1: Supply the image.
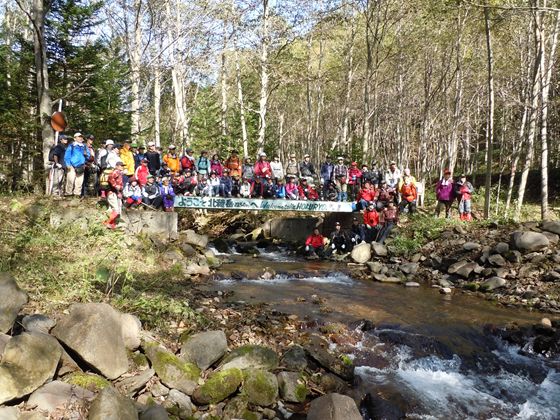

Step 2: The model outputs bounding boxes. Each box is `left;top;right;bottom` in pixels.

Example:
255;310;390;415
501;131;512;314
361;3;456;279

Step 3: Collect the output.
145;141;161;175
49;134;68;196
64;133;89;197
435;169;454;218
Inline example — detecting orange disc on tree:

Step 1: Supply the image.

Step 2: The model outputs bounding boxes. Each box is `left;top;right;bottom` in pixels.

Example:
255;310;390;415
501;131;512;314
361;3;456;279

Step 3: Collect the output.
50;111;67;132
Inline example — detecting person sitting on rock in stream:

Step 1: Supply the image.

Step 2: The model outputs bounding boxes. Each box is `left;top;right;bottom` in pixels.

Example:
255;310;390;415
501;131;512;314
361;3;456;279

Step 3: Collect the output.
329;221;352;255
363;201;381;243
378;201;399;244
456;173;474;221
305;227;326;259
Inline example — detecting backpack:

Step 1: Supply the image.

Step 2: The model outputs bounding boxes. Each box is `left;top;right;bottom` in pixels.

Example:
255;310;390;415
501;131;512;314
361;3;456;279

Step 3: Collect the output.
99;153;109;170
99;168;113;190
48;146;57;162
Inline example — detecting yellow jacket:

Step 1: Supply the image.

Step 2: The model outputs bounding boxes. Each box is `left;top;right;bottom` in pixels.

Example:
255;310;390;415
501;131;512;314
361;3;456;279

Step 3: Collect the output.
120;149;135;176
163;154;181;174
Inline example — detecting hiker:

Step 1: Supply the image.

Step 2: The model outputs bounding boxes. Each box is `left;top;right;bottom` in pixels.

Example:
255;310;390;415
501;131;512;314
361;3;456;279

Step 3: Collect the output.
142;175;162;209
285;154;299;181
225;150;241;178
299;154;316;184
123;177;142;209
103;161;124;229
48;134;68;196
324;181;339;201
219;169;233;197
350;216;365;244
251;177;265;198
82;135;97;197
348;162;362;201
385;161;401;191
275;178;287;199
160;177;175;212
208;172;221;196
145;141;161;175
64;132;90;197
329;221;352;254
320;155;334;197
356;181;377;211
134;145;146;168
181;148;196;173
361;164;374;186
369;161;383;187
285;176;299;199
378;201;398;244
333;157;349;202
254;152;272;180
305;228;325;258
239;178;252;198
120;140;135;185
270;155;284;181
196;151;210;178
398;168;416;192
263;176;277;199
134;158;149;186
377;180;395;209
242;157;255;180
456;173;474;221
210;154;223;176
435;169;455;218
363;201;380;243
399;178;417;215
163;145;181;176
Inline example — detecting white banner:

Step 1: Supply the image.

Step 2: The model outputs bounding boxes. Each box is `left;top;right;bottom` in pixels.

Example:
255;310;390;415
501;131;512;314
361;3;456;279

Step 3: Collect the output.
174;196;353;212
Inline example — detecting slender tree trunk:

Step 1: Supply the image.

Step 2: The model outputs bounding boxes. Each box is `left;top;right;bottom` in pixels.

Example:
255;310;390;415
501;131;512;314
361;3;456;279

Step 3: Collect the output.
220;21;229;140
154;62;161;147
483;7;494;219
31;0;53;191
130;0;142;142
256;0;269;155
362;0;373;160
233;32;248;158
336;17;356;152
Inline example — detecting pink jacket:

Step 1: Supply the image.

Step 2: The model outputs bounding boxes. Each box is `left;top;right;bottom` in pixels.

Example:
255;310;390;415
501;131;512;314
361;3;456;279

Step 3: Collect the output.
254;160;272;178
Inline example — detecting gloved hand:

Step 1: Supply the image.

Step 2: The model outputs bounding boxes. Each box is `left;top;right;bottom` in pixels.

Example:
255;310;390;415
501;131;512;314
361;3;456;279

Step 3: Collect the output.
55;163;62;169
351;238;356;242
341;244;346;249
331;243;336;249
367;225;372;229
305;245;310;251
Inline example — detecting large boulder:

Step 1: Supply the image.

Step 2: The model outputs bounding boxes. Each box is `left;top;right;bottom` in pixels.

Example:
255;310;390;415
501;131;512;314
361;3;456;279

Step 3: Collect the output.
28;381;94;415
0;273;28;333
0;332;62;404
139;405;169;420
144;342;200;395
192;368;243;404
0;333;10;357
52;303;129;380
242;369;278;407
542;220;560;235
277;371;307;403
511;231;550;252
307;393;361;420
120;313;142;351
88;387;138;420
351;242;371;264
371;242;388;257
180;330;228;370
181;230;208;249
22;314;56;334
220;345;279;371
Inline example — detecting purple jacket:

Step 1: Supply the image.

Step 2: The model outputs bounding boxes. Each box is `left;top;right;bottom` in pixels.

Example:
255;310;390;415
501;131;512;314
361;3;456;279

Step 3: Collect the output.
436;179;455;201
160;185;175;208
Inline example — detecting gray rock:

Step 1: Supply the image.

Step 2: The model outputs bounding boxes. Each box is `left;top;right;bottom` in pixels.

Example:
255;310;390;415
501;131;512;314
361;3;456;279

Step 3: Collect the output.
463;242;481;251
440;287;452;294
28;380;94;414
366;261;384;274
307;393;361;420
115;368;155;397
277;371;307;403
0;332;62;404
400;263;419;275
541;220;560;235
179;243;197;257
350;242;371;264
488;254;507;267
304;336;353;381
22;314;56;334
121;313;142;351
192;368;243;405
0;407;18;420
184;263;211;277
0;273;28;333
319;373;348;394
0;333;10;357
220;345;279;371
163;389;193;419
493;242;510;255
52;303;129;380
542;232;559;245
380;276;402;283
150;381;169;398
511;231;550;252
243;369;278;406
448;260;468;274
180;330;228;371
88;386;138;420
181;230;208;249
505;250;522;263
281;345;308;371
143;342;200;395
481;277;507;291
371;242;388;257
543;271;560;282
139;405;169;420
405;282;420;287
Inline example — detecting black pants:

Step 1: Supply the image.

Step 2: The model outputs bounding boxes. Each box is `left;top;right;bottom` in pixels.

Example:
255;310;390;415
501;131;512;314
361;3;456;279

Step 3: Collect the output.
142;196;163;209
399;200;416;214
377;222;394;244
364;226;380;243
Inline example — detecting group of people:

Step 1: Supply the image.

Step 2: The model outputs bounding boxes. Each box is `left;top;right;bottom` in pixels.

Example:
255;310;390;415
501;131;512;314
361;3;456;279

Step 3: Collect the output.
47;133;475;229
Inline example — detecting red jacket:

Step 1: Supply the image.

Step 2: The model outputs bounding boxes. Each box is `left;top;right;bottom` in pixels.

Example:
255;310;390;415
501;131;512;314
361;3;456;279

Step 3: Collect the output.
305;234;324;248
134;164;149;186
400;183;417;203
357;187;377;202
254;160;272;178
108;169;123;192
363;209;379;227
181;155;195;171
298;184;319;200
348;168;362;185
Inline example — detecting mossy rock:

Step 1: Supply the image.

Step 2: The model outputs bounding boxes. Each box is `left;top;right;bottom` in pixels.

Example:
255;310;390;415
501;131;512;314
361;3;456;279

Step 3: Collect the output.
193;368;243;404
64;372;111;392
144;341;200;395
223;395;249;419
242;369;278;407
129;350;149;370
220;345;279;371
277;371;308;403
464;282;480;292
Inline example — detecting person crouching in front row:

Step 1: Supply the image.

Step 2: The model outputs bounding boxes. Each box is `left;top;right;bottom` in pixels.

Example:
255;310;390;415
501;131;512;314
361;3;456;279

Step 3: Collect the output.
305;228;325;259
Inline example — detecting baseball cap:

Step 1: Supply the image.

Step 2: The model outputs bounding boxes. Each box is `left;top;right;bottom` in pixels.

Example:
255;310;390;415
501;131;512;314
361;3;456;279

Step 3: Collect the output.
87;134;95;140
74;132;83;138
115;161;124;166
147;141;155;147
260;152;267;157
169;144;176;149
304;154;310;158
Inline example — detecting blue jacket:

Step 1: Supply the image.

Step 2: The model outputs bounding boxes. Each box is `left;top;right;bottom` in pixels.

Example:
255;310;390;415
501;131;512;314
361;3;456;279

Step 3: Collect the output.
320;162;334;182
64;142;89;168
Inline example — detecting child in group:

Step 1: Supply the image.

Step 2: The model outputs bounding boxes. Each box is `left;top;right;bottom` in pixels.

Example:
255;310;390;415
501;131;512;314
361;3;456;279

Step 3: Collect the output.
378;201;399;244
276;178;287;199
160;177;175;212
123;177;142;208
208;172;221;196
286;176;299;199
240;178;252;198
456;173;474;221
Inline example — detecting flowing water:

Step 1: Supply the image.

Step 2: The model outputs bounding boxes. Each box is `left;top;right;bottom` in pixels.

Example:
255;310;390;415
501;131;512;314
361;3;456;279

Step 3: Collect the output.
206;247;560;419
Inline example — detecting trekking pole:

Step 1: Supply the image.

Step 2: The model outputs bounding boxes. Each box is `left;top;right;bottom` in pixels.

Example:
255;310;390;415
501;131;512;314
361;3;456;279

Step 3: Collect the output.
139;201;157;211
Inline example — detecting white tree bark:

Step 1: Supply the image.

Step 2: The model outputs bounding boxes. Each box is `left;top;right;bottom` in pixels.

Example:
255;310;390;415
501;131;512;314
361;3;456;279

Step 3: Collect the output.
256;0;269;155
154;60;161;147
220;20;229;140
129;0;142;142
483;6;494;219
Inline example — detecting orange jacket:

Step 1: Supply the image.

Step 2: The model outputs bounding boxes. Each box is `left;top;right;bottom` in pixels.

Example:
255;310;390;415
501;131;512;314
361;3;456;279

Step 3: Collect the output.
163;154;181;174
400;183;417;203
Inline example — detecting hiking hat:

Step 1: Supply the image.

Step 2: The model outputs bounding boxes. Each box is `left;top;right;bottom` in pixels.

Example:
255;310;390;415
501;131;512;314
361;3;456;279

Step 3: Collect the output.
169;144;176;149
444;168;451;174
74;132;83;138
115;161;124;167
337;156;344;161
147;141;155;147
105;139;114;146
304;154;310;158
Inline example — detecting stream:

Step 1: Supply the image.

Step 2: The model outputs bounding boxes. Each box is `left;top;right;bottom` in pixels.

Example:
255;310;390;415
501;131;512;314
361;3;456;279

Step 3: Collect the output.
206;247;560;419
